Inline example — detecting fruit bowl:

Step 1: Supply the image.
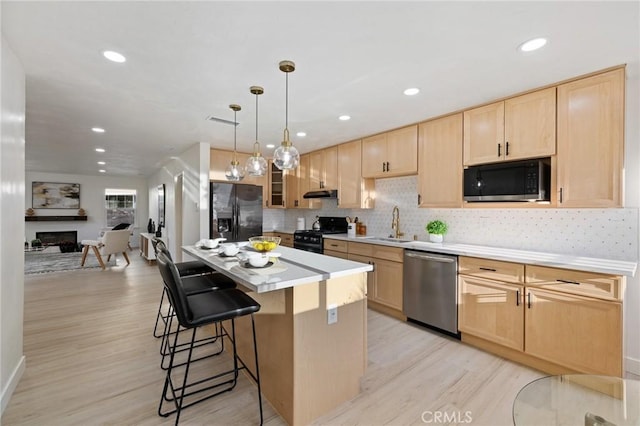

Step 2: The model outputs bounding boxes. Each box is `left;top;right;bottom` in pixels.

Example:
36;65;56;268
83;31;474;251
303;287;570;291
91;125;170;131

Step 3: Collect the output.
248;236;281;253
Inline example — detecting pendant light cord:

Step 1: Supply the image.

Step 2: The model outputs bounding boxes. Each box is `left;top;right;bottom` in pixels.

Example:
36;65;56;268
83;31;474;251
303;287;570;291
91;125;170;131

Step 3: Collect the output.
233;109;237;162
285;72;289;131
255;92;259;143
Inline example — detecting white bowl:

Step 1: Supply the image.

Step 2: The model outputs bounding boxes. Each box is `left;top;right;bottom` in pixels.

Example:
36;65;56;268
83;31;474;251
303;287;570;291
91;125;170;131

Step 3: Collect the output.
203;238;226;249
240;252;281;267
221;243;239;256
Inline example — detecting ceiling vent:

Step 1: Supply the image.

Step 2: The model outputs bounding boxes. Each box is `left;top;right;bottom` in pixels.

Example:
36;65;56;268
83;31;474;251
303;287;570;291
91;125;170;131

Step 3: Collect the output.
206;115;238;126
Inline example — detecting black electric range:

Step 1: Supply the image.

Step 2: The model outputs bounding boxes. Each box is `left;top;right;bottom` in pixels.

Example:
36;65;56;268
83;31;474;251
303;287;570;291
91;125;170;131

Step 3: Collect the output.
293;217;348;254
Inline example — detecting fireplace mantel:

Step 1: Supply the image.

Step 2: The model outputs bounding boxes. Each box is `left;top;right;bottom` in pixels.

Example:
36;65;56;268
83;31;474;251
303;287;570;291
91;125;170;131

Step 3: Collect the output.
25;216;87;222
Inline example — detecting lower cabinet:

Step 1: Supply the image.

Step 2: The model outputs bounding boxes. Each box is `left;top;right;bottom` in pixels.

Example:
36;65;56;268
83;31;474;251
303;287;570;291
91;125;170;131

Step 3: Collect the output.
140;232;163;262
264;232;293;248
458;256;624;377
348;242;404;318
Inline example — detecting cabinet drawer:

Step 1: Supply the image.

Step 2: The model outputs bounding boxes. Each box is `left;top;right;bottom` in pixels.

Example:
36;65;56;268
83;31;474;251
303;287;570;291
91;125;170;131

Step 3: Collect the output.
324;249;349;260
459;256;524;283
372;245;404;262
526;265;623;301
275;233;293;247
349;242;374;257
324;239;348;253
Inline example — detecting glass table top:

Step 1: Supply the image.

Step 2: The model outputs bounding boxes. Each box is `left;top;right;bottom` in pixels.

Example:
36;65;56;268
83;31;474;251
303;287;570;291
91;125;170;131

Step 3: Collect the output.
513;374;640;426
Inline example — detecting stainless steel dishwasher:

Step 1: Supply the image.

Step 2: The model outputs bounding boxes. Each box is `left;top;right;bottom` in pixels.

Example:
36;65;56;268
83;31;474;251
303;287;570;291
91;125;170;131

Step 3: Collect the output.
403;250;459;336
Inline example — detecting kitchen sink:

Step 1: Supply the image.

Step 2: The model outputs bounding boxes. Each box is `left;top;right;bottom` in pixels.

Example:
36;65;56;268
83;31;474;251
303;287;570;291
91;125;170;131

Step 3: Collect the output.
367;237;413;243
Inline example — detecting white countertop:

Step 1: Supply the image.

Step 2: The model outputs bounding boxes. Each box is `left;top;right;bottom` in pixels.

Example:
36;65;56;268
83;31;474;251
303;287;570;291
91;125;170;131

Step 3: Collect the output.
324;234;637;277
182;245;373;293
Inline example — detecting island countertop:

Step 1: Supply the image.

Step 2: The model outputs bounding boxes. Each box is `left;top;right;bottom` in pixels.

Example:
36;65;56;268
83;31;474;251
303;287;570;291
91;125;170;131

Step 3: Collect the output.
182;245;373;293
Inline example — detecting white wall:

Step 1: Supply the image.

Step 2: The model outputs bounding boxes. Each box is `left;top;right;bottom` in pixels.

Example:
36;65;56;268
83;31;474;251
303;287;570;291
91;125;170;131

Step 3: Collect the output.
284;66;640;374
25;172;148;247
149;142;210;261
1;36;26;414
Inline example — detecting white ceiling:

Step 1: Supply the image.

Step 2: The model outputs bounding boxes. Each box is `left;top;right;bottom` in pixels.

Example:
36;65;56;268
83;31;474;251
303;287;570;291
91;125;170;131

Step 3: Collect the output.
2;1;639;177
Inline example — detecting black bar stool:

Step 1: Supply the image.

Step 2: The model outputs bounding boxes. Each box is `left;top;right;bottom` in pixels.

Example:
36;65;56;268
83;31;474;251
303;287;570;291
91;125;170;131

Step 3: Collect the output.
156;252;263;425
151;239;236;339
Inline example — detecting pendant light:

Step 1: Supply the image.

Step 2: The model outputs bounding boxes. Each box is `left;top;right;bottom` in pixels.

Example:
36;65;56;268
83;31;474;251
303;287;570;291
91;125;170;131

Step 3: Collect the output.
245;86;268;176
273;60;300;170
225;104;245;181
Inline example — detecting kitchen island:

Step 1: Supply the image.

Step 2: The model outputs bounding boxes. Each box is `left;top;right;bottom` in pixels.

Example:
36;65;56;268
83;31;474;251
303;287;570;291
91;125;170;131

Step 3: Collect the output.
183;245;373;426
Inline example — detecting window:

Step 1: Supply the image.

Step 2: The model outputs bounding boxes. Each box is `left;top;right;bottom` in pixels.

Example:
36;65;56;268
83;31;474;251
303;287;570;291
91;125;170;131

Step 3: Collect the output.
105;188;137;227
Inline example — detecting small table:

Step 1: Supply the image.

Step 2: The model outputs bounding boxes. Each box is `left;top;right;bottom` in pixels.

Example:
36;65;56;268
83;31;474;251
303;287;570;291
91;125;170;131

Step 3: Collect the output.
513;374;640;426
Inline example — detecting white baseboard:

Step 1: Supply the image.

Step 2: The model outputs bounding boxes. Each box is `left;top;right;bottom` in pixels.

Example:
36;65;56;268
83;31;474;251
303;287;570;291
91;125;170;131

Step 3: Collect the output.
1;355;25;415
626;355;640;376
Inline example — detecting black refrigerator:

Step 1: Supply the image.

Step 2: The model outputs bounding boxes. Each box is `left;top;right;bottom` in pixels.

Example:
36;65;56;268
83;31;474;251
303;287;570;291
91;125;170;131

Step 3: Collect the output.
210;182;263;242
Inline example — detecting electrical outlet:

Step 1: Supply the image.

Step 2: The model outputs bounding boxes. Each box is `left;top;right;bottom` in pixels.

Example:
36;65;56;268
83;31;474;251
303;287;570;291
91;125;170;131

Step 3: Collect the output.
327;304;338;325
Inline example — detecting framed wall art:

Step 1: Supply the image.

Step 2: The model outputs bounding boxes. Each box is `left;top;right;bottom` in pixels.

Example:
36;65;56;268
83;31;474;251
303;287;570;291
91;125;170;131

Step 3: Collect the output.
32;182;81;209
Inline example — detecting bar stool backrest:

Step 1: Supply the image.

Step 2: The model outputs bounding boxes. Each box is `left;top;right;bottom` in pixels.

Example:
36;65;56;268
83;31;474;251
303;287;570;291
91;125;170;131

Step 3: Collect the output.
156;252;192;327
153;239;173;260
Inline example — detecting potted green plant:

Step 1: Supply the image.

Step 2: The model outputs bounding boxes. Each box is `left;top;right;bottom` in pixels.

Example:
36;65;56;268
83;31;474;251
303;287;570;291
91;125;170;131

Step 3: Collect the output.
426;220;448;243
30;238;42;248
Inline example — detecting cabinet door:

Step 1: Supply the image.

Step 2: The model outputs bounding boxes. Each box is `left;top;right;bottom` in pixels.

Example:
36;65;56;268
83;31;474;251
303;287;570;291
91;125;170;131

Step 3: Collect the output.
504;87;556;160
348;253;374;298
362;134;387;178
386;125;418;176
373;258;403;311
458;275;524;351
308;150;324;191
338;140;374;209
525;288;622;376
557;68;624;207
463;101;505;166
322;146;339;190
285;165;299;208
267;161;286;208
418;113;463;208
209;149;234;181
297;154;321;209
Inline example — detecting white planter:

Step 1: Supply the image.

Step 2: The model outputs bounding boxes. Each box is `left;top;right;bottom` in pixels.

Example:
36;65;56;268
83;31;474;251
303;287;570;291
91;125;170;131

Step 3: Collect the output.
429;233;443;243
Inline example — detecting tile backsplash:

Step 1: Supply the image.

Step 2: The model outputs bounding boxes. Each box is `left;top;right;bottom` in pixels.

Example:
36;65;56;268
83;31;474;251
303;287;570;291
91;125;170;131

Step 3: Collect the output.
268;175;638;261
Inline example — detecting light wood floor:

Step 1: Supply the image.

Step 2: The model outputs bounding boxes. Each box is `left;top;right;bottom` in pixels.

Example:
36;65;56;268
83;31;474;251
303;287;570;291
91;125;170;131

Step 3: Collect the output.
4;253;548;426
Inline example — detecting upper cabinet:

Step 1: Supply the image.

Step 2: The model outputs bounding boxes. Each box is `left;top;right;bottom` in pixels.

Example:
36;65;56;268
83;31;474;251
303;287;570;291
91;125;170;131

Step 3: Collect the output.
337;140;375;209
286;154;321;209
463;87;556;166
210;149;268;207
362;125;418;178
556;68;624;208
417;113;463;208
309;147;338;191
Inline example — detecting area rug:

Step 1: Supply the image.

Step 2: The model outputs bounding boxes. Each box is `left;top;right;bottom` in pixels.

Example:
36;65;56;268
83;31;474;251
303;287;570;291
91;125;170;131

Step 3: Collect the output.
25;251;117;274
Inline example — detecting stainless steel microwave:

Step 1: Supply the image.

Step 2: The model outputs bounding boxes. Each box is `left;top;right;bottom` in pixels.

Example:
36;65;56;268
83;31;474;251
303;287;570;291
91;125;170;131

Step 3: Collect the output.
463;158;551;202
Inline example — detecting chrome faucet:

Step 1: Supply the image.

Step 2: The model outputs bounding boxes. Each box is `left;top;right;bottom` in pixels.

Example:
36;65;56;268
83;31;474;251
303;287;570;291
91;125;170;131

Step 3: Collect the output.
391;205;403;239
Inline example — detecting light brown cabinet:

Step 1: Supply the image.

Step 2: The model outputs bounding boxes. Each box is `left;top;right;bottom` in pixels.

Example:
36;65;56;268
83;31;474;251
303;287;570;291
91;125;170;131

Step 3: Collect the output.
362;125;418;178
458;256;624;377
309;147;338;191
417;113;463;208
337;140;375;209
348;242;404;318
264;231;293;248
323;239;348;259
463;87;556;166
556;68;624;207
286;154;321;209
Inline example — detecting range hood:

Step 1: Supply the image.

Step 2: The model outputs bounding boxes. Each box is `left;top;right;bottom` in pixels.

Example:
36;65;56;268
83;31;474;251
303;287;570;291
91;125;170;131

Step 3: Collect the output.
303;189;338;199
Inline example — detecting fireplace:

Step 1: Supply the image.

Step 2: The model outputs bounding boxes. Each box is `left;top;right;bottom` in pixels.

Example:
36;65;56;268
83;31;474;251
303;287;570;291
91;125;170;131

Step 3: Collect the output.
36;231;78;246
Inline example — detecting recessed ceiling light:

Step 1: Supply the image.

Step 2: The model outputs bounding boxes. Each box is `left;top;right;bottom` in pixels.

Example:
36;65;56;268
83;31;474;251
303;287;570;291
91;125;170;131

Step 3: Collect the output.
296;132;307;137
339;115;351;121
103;50;126;63
91;127;105;133
266;144;275;149
95;148;105;153
404;88;420;96
99;169;106;173
519;37;547;52
97;161;106;165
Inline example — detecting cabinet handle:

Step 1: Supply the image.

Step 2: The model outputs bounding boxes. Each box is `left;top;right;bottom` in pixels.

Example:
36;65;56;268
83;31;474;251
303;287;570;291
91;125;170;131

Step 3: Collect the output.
418;194;422;205
479;267;497;272
557;279;580;285
266;200;269;207
559;187;564;203
382;162;386;172
505;141;509;156
527;292;531;309
330;243;339;247
294;200;298;207
516;290;520;306
386;161;390;171
497;143;501;157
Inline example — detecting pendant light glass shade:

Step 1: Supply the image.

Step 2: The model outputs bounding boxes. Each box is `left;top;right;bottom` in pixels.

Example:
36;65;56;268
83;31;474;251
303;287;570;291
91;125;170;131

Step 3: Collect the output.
273;60;300;170
225;104;245;181
246;86;268;177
